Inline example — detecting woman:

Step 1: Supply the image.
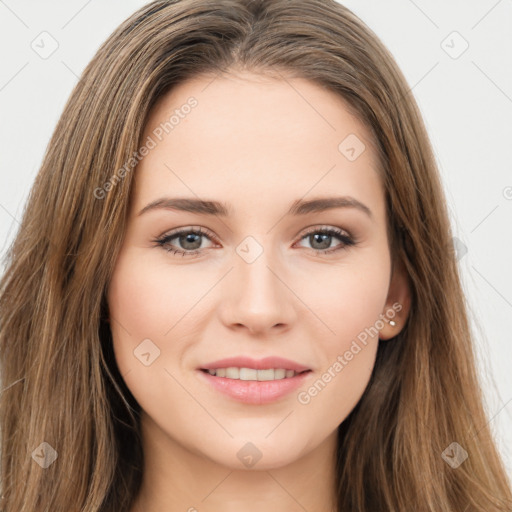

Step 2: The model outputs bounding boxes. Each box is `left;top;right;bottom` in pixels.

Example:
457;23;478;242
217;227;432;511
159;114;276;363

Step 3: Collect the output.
1;0;511;510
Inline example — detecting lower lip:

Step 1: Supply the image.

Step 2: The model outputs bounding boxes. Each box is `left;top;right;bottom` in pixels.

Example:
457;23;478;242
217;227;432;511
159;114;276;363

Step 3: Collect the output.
197;369;312;405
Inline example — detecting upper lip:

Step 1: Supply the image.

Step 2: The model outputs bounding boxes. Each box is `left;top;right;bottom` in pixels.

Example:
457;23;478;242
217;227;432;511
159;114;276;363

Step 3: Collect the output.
199;356;311;373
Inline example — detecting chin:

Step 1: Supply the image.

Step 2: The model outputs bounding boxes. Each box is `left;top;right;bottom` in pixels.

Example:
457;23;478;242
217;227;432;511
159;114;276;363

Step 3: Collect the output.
203;432;311;471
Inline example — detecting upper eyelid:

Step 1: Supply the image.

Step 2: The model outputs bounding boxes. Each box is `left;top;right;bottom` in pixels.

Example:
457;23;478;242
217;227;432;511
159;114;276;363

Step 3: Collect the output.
159;226;219;242
300;225;352;238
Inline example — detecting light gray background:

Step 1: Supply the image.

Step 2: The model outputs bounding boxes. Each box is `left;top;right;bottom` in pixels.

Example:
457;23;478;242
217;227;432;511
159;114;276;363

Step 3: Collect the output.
0;0;511;479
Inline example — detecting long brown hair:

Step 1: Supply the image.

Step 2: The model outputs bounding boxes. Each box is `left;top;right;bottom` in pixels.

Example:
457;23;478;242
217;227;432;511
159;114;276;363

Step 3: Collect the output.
1;1;511;510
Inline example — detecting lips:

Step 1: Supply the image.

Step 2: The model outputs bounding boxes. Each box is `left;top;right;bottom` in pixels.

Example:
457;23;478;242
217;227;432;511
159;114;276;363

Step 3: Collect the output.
196;355;312;405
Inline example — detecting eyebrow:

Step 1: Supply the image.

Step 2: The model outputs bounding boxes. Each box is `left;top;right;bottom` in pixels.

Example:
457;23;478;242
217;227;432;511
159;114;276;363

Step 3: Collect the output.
137;196;373;219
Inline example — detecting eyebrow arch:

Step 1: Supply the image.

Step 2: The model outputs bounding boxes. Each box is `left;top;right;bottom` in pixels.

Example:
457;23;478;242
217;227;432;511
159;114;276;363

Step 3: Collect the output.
137;196;373;219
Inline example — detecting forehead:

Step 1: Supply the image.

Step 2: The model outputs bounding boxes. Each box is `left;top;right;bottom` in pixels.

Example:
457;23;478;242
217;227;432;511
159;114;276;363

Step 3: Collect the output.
133;71;384;219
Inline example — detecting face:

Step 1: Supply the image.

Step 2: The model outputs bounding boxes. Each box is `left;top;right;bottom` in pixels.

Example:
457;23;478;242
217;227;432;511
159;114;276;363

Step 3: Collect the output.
107;70;406;471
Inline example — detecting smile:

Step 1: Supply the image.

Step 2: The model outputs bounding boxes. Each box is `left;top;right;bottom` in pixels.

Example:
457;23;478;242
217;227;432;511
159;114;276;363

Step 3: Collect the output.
200;367;308;380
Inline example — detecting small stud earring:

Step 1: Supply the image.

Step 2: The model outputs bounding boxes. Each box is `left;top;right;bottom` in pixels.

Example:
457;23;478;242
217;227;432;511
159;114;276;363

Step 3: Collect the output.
389;320;396;327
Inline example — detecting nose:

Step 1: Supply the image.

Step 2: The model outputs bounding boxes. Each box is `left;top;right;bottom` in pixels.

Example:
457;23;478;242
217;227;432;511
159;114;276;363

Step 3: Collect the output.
218;249;297;336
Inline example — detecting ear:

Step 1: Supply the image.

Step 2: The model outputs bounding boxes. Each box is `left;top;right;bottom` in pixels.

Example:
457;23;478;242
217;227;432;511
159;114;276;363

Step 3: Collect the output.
379;257;411;340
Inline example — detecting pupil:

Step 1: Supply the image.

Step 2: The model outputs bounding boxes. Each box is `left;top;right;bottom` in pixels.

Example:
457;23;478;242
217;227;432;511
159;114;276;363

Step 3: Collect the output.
180;233;201;250
311;233;330;250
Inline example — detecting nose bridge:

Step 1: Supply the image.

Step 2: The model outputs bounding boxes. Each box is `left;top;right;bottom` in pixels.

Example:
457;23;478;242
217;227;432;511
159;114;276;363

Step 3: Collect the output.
220;235;295;332
235;240;284;309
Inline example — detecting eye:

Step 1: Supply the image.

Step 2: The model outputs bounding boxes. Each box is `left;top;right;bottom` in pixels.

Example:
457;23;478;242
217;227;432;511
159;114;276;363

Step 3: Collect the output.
153;226;217;257
295;226;356;255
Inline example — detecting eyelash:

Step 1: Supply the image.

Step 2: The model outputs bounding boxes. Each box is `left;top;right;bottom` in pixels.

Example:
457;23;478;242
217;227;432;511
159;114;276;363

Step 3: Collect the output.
153;225;357;258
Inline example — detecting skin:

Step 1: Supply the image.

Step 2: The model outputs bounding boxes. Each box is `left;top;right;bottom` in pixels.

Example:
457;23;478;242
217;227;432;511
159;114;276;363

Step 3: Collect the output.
107;70;411;512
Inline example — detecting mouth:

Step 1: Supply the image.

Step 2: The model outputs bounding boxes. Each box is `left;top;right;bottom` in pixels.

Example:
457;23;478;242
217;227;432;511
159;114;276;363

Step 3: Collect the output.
196;366;313;405
199;367;312;381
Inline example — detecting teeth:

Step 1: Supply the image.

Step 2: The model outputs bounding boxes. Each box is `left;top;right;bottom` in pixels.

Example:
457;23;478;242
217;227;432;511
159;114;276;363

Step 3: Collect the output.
239;367;257;380
226;367;239;379
258;369;276;381
205;367;301;380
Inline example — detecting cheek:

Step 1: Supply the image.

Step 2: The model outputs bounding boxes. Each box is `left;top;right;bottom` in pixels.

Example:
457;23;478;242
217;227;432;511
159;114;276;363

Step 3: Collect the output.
108;251;201;336
107;252;170;374
303;259;390;349
107;250;214;378
295;261;389;419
